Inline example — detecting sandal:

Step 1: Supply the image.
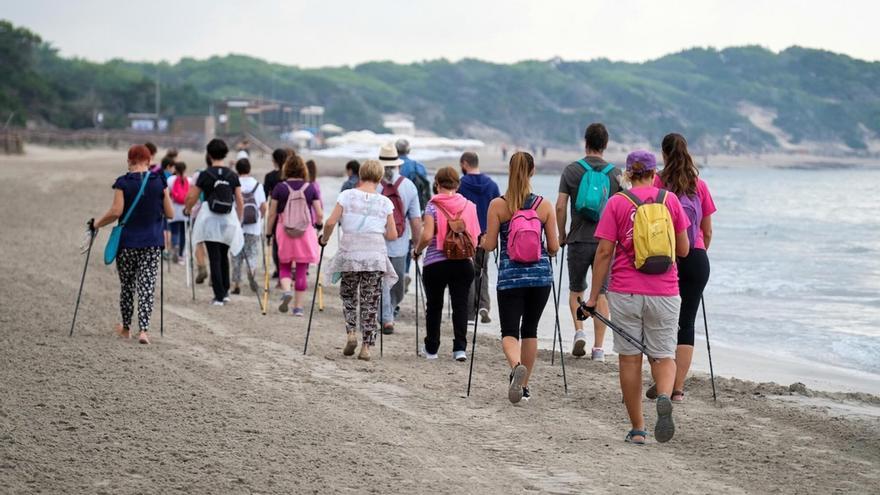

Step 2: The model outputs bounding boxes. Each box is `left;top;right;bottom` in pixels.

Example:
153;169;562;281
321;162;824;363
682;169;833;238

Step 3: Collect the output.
625;429;648;445
645;383;658;400
671;390;685;402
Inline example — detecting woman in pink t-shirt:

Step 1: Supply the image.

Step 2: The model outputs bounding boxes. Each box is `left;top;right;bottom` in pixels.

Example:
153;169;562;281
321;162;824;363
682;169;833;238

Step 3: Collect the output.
646;133;717;403
586;150;690;445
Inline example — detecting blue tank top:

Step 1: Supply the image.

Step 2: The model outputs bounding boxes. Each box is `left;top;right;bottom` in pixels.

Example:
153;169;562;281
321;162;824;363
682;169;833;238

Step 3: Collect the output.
497;195;553;291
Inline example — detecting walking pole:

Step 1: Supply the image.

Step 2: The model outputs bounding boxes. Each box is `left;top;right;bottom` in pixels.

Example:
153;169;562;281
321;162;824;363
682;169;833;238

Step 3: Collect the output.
302;242;325;355
414;261;421;356
244;255;263;313
578;298;651;358
160;253;164;337
318;274;324;311
550;245;565;365
701;296;718;401
466;259;484;397
70;219;96;337
188;216;196;301
550;277;568;394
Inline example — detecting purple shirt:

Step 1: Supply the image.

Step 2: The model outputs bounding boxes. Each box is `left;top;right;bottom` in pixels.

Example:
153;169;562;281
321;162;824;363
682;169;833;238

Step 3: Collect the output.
271;179;319;214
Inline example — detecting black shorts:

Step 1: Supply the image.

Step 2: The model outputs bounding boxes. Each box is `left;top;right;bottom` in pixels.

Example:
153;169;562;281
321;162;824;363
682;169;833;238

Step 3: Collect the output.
566;242;608;294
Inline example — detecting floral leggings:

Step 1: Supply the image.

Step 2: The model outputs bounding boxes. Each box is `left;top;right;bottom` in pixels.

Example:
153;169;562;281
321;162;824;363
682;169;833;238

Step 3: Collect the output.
340;271;383;345
117;247;161;332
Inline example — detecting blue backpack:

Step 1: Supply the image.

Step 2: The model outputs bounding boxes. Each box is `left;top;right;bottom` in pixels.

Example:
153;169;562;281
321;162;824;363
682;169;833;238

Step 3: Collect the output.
574;160;615;221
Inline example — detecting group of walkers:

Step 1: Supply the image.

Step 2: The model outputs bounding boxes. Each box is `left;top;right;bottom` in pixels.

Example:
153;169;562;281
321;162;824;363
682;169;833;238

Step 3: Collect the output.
86;123;715;446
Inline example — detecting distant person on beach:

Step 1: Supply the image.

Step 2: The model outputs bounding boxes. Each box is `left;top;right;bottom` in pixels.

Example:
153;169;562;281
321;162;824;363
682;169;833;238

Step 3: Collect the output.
265;148;288;279
377;143;423;334
396;138;432;212
341;160;360;191
91;144;173;345
230;158;267;295
585;150;690;444
458;151;500;323
160;155;176;258
266;154;322;316
414;167;479;361
556;123;622;361
236;140;250;161
144;141;158;171
167;161;190;264
480;152;559;404
320;160;399;361
644;133;716;403
185;138;245;306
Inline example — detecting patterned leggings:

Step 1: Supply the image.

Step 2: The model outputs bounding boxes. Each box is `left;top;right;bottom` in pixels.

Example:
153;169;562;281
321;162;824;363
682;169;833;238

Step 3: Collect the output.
340;271;383;345
232;233;260;283
117;247;161;332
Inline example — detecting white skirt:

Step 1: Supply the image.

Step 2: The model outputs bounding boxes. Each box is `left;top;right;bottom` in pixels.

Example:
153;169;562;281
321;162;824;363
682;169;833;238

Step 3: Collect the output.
191;204;244;255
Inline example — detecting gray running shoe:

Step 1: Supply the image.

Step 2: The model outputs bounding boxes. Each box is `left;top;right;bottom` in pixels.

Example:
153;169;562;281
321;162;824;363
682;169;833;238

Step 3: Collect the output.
508;364;527;404
591;348;605;362
479;308;491;324
655;395;676;443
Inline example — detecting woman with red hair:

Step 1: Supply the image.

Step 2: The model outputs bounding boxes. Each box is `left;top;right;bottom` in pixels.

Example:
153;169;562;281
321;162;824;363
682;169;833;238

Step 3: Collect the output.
92;145;173;344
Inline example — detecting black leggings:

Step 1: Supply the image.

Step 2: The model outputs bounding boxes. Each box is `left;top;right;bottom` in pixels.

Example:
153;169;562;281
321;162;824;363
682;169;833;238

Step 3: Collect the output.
205;241;231;302
677;248;710;346
497;285;551;340
422;259;474;354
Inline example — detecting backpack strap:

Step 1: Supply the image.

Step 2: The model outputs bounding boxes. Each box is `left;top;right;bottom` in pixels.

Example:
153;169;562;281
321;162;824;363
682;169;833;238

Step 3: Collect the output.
120;172;151;226
250;182;260;194
619;190;643;208
601;164;615;175
529;195;543;211
394;176;405;188
656;189;667;204
576;159;590;171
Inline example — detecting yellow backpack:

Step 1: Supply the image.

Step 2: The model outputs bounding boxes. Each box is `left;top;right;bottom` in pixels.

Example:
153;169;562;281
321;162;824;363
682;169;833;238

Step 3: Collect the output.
619;190;675;274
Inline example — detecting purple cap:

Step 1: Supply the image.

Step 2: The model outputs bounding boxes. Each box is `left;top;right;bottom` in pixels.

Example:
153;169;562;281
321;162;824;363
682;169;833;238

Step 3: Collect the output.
626;150;657;171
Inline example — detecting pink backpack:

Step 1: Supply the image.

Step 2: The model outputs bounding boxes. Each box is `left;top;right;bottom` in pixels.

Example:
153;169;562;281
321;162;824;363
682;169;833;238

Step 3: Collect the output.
281;183;312;238
507;195;543;263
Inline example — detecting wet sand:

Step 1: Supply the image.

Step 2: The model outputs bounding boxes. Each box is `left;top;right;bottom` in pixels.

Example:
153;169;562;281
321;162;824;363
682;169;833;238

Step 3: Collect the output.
1;147;879;494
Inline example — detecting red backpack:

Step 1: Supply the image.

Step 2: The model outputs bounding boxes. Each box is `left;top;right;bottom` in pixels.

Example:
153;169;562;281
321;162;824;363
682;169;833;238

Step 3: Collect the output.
171;176;189;204
381;176;407;237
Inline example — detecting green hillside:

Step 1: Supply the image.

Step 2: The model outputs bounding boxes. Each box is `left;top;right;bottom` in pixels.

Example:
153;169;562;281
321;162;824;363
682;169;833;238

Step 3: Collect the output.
2;19;879;151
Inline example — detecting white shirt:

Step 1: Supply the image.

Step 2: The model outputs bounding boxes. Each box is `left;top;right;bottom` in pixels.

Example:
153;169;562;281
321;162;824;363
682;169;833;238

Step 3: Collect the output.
239;176;267;236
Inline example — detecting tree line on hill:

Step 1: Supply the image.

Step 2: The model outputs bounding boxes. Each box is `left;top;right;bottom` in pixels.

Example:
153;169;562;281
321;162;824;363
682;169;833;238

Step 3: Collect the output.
2;19;879;152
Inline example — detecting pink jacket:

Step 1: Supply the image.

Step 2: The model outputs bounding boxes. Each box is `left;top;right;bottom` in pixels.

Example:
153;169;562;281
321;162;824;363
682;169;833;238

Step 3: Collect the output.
430;193;480;251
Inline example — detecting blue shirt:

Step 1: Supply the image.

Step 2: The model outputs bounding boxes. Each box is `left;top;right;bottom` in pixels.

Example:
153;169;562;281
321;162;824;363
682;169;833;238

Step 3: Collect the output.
112;171;167;249
458;173;500;233
400;155;427;181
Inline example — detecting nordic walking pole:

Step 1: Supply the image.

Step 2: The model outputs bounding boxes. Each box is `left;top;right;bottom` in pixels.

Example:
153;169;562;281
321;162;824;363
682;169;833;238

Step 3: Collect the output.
244;255;263;313
702;296;718;401
261;235;271;315
578;298;651;358
551;246;565;365
160;252;164;337
550;277;568;394
70;219;96;337
466;255;484;397
303;241;325;355
188;216;196;301
414;260;421;356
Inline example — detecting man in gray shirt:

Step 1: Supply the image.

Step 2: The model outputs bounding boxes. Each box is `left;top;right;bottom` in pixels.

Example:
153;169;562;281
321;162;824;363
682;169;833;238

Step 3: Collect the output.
555;123;622;361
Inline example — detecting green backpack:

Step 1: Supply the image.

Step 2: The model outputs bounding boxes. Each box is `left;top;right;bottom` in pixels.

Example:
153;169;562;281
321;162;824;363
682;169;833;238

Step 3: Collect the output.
574;160;615;221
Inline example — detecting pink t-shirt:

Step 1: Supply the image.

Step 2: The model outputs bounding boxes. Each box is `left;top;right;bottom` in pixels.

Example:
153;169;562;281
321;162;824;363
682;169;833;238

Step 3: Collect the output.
595;186;689;296
653;176;716;249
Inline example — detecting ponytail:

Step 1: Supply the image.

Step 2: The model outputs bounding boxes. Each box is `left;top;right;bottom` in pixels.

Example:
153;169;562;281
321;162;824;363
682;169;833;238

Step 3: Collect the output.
505;151;534;215
660;133;698;196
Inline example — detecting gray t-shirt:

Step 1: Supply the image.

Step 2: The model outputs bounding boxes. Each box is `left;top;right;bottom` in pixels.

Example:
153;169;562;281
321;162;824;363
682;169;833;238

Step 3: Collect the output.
558;156;622;244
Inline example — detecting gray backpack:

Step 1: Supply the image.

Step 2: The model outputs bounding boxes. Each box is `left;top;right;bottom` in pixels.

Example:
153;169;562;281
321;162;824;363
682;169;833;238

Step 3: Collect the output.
242;182;260;225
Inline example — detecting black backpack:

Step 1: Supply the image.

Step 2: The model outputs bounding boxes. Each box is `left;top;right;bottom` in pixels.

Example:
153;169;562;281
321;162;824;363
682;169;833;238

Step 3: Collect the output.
205;168;234;214
410;172;432;211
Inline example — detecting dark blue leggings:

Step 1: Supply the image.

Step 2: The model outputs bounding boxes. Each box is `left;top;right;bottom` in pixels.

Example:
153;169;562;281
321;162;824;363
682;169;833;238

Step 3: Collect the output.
677;248;710;346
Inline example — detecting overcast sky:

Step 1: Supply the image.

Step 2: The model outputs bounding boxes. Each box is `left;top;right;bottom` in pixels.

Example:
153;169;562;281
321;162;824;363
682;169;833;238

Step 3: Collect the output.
4;0;878;67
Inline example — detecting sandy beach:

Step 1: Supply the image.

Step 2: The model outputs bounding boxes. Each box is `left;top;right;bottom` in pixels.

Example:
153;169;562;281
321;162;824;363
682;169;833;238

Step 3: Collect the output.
1;147;879;494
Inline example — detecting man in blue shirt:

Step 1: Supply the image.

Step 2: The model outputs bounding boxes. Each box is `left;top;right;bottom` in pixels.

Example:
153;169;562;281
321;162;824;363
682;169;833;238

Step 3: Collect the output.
458;151;500;323
396;139;431;212
378;143;423;333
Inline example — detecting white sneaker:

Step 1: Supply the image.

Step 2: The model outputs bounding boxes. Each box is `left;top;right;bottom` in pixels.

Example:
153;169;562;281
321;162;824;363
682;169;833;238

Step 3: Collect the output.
453;350;467;362
591;348;606;362
572;330;588;357
211;300;224;307
421;346;438;360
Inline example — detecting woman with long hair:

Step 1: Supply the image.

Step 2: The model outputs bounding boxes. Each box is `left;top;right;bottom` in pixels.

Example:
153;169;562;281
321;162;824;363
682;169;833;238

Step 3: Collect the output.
92;144;174;344
266;154;323;316
644;133;716;402
320;160;399;360
480;152;559;404
413;167;480;361
167;161;189;264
